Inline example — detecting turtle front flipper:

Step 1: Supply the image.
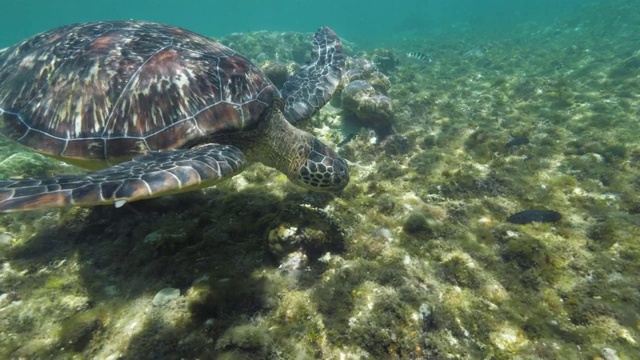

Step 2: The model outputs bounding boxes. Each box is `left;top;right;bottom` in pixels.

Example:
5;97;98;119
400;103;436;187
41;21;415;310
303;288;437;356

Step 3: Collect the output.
0;144;246;212
281;27;345;123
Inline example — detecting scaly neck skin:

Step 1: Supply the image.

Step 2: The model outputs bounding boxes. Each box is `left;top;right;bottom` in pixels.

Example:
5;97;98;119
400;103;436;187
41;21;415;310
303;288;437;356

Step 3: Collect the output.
242;108;349;191
244;109;312;181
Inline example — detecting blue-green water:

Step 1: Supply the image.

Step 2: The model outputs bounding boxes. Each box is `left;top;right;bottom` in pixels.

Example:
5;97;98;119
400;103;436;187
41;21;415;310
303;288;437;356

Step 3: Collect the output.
2;0;588;47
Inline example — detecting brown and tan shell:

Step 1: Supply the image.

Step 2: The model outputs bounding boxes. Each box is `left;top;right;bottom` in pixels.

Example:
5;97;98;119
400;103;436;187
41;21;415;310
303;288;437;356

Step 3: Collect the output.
0;21;277;167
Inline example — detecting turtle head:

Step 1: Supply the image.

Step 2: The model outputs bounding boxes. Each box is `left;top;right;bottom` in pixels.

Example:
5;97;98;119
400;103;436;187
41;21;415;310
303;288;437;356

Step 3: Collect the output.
253;107;349;192
293;137;349;191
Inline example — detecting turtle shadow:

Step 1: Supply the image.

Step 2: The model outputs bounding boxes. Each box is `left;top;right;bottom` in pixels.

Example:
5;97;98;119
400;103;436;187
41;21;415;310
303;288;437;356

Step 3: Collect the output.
78;189;277;356
2;186;345;357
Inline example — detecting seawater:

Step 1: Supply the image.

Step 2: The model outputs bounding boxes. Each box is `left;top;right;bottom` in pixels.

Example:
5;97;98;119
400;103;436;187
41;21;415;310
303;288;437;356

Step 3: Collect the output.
2;0;588;47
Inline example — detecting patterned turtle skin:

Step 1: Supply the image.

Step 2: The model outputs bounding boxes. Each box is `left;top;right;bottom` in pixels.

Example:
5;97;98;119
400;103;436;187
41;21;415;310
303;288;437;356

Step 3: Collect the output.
0;21;348;212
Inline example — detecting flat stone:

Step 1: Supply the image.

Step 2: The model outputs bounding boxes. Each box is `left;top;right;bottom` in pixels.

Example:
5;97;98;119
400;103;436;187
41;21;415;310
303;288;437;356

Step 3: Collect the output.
152;288;180;306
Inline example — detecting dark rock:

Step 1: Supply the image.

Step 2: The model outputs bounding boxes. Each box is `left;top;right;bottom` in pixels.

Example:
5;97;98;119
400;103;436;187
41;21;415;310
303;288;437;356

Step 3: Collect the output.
261;61;290;89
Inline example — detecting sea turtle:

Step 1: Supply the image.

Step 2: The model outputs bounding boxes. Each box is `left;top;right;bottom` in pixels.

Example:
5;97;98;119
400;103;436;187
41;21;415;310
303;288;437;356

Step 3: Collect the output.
0;21;348;212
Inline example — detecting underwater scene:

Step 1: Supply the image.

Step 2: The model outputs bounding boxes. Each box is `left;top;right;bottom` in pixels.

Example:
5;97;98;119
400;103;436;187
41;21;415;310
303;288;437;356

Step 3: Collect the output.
0;0;639;358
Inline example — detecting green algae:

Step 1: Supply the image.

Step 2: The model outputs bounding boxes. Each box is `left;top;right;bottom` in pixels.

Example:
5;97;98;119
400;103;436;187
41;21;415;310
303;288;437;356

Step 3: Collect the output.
216;324;275;358
44;275;69;290
58;306;107;352
439;255;483;289
402;210;430;234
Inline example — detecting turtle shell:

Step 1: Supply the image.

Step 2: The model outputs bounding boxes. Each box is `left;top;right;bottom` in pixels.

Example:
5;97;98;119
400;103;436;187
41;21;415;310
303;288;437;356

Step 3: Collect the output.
0;21;278;167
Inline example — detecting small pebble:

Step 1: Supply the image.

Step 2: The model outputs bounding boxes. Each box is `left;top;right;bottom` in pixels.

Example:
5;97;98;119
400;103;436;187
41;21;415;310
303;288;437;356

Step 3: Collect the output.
0;233;12;246
372;228;393;241
601;347;620;360
152;287;180;306
277;251;307;279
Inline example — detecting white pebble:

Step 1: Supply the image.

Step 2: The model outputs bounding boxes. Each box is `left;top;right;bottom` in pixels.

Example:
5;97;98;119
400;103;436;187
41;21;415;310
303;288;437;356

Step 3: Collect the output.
601;347;619;360
152;287;180;306
0;233;12;246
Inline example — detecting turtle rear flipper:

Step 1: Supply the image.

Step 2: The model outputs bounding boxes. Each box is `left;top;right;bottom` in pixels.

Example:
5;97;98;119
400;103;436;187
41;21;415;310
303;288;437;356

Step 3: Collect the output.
282;27;345;123
0;144;246;212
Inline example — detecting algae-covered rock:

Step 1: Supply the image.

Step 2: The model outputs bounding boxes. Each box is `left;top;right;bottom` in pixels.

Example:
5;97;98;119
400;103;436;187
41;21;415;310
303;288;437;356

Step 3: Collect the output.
265;205;345;260
261;60;290;89
341;80;394;130
439;255;482;289
58;307;105;352
0;152;66;179
402;210;430;234
371;48;399;74
216;324;275;358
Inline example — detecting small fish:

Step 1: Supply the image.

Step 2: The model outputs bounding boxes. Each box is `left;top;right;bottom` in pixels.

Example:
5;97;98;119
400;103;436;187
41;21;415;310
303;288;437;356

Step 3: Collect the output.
507;210;562;224
406;52;432;63
505;136;529;148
